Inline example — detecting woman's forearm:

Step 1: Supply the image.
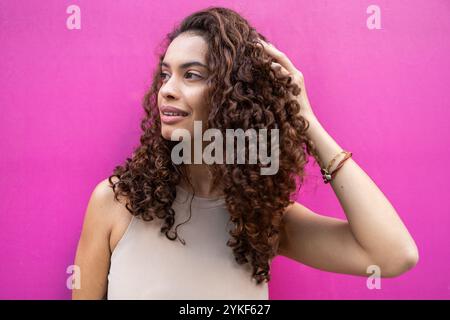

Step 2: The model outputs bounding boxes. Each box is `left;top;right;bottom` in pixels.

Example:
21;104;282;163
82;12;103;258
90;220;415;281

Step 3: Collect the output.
304;116;419;275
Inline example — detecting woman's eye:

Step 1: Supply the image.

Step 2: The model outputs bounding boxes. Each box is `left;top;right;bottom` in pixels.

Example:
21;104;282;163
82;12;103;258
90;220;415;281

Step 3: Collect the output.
159;72;202;81
185;72;202;79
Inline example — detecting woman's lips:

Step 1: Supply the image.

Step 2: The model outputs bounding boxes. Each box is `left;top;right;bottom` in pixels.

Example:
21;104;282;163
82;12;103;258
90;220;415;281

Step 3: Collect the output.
160;112;190;124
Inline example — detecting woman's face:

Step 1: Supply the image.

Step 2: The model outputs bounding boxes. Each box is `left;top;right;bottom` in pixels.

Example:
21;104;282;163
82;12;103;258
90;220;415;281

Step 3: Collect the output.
158;33;211;140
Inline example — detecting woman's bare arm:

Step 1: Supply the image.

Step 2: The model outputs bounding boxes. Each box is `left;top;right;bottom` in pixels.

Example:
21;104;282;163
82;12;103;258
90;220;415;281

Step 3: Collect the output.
72;179;116;299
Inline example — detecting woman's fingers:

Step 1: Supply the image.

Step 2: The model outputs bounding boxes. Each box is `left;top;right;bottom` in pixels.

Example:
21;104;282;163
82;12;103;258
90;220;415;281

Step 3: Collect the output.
259;39;299;77
271;62;291;80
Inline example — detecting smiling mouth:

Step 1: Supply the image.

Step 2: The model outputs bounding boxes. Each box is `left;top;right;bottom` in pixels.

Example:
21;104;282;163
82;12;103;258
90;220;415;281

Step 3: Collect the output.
161;111;190;117
160;111;191;125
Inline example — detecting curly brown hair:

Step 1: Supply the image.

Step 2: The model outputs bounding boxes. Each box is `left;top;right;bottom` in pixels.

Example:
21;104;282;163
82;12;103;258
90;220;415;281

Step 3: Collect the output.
108;6;321;284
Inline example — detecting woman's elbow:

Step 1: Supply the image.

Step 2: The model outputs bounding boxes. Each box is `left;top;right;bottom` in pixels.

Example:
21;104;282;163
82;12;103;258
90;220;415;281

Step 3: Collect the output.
380;246;419;278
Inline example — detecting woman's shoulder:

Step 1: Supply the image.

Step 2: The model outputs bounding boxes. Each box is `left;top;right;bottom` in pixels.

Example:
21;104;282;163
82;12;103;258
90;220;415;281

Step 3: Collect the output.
90;177;132;211
90;177;134;254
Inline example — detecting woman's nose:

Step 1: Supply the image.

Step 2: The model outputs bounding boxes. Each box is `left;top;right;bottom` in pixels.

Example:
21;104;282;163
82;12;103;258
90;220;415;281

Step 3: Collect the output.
160;76;180;99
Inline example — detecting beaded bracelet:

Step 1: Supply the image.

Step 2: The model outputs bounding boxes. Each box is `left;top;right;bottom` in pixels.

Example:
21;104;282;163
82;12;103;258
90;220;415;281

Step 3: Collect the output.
320;150;352;184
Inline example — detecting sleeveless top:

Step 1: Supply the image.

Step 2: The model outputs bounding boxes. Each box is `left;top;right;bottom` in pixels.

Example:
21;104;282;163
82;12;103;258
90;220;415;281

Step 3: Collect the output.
107;185;269;300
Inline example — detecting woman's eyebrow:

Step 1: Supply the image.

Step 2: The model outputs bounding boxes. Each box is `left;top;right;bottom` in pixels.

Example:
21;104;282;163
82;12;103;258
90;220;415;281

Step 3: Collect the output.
161;61;208;70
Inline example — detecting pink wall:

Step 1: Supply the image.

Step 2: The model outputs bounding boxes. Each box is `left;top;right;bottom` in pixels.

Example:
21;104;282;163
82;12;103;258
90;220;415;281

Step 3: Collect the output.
0;0;448;299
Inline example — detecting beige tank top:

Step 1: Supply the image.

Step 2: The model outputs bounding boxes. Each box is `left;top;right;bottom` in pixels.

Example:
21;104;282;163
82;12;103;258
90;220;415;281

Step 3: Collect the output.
107;185;269;300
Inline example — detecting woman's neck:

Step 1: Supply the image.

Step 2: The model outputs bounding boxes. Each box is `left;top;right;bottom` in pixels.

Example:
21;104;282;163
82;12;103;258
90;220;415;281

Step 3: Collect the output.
178;164;225;198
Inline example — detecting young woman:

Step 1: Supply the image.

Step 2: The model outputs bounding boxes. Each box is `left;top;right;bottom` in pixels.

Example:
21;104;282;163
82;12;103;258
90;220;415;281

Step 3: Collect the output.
73;7;419;300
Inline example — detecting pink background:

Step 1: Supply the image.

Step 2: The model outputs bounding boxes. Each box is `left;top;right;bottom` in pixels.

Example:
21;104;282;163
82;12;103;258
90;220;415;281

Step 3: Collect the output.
0;0;449;299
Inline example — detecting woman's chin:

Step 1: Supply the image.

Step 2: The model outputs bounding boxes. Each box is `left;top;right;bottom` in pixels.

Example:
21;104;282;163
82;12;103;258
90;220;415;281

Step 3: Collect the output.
161;128;174;140
161;126;190;141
